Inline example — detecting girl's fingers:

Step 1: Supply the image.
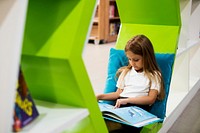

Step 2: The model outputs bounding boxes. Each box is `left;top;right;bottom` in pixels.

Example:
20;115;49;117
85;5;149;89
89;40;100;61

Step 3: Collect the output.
114;99;121;108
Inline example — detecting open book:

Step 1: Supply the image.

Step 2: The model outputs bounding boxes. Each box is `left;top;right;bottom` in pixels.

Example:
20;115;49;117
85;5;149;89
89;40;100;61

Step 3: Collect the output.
98;102;162;128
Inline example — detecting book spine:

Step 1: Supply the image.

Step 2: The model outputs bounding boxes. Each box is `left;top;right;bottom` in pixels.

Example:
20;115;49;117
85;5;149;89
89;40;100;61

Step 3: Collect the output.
109;23;116;35
109;5;115;18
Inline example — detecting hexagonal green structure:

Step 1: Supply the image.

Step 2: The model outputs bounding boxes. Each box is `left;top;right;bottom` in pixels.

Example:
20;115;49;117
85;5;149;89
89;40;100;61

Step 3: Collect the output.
116;0;181;54
115;0;181;132
21;0;107;132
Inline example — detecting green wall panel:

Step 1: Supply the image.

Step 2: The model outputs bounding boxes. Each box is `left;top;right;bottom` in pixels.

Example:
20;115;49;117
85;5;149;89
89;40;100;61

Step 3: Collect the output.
115;0;181;132
116;0;181;26
21;0;108;132
21;55;84;106
115;0;181;53
23;0;85;58
116;24;180;53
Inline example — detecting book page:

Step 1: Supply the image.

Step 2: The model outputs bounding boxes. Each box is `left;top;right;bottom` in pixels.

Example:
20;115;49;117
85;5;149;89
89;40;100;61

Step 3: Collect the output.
98;102;162;127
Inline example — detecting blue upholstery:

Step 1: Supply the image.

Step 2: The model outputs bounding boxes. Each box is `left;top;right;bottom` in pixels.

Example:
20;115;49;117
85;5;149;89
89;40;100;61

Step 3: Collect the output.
104;48;128;93
103;48;175;119
103;48;128;105
150;53;174;119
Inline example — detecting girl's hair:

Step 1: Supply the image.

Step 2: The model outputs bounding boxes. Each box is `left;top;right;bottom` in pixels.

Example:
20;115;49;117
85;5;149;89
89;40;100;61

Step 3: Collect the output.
116;34;165;100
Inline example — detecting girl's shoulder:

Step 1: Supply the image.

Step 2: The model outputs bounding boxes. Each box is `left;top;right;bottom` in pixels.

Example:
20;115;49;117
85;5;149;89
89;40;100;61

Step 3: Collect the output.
116;66;128;77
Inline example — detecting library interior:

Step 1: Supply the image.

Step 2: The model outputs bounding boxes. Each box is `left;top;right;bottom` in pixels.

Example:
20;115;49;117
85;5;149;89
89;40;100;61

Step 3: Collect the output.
0;0;200;133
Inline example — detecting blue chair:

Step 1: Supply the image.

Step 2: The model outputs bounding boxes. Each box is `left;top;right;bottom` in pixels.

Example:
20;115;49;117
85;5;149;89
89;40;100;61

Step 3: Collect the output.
103;48;175;132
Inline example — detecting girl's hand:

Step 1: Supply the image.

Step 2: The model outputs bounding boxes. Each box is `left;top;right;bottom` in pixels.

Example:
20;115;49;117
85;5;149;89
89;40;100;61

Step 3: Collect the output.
114;98;128;108
96;94;100;101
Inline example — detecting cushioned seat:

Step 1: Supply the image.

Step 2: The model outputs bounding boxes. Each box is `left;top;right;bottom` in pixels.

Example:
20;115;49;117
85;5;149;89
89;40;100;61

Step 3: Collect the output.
103;48;175;120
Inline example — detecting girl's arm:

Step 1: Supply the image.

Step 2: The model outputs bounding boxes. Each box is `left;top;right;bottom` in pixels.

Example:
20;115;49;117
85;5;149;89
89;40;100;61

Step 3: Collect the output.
114;89;158;108
96;88;123;101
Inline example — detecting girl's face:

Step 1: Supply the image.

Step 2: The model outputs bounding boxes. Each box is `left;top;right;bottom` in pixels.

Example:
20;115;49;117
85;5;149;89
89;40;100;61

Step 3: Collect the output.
126;51;143;72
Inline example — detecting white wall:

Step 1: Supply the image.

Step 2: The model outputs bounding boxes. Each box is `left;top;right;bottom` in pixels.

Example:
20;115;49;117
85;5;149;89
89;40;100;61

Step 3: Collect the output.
0;0;28;132
167;0;200;116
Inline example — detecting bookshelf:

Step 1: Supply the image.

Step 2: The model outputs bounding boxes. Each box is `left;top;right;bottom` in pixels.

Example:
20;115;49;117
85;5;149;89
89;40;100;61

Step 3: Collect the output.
107;0;120;42
89;0;120;44
0;0;108;133
167;0;200;113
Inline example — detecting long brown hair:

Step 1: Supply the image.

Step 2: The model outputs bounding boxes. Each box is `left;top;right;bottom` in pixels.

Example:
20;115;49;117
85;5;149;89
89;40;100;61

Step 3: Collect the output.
116;34;165;100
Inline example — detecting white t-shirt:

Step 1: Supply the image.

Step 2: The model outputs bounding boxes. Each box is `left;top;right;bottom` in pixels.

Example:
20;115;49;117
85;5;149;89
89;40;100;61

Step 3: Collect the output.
116;67;160;98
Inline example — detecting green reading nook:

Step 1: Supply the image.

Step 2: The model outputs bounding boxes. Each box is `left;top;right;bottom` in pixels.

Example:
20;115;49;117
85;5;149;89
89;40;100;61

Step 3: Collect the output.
21;0;107;132
0;0;183;133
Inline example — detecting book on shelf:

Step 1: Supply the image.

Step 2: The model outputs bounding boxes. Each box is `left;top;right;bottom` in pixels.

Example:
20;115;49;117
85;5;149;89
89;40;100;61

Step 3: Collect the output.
109;23;116;35
109;22;120;36
109;5;115;18
98;102;162;128
13;69;39;132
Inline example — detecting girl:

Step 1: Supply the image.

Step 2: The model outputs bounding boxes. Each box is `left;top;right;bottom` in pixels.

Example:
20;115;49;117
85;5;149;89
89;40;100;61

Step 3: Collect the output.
96;34;165;132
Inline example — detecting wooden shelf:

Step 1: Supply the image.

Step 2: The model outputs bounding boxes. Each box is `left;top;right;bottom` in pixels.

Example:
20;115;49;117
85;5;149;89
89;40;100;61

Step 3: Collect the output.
17;100;89;133
109;16;120;20
93;17;99;23
107;34;118;42
89;0;120;44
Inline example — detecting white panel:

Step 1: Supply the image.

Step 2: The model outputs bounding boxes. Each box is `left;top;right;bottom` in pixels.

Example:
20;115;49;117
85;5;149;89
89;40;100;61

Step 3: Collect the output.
167;0;200;119
178;0;191;49
159;80;200;133
20;100;89;133
189;41;200;89
0;0;28;132
170;52;189;92
189;0;200;40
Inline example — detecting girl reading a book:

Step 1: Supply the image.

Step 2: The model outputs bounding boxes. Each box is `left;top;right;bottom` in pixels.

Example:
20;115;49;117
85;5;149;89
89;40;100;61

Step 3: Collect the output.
96;34;165;132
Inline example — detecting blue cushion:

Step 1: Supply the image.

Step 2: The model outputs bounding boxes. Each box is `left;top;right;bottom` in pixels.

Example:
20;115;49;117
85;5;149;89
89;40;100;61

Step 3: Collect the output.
103;48;128;105
150;53;174;119
104;48;175;119
104;48;128;93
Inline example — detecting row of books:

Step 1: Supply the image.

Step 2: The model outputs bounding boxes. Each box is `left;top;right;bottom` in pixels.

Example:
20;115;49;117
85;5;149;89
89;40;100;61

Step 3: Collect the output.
109;22;120;36
109;5;119;18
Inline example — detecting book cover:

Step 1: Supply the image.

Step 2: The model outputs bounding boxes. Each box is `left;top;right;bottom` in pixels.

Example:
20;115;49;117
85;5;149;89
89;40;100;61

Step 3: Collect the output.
98;102;162;128
109;5;115;18
13;69;39;132
109;23;116;36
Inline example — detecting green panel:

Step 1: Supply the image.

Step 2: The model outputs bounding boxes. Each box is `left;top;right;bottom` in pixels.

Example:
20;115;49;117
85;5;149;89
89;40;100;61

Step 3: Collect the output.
114;0;181;132
21;55;84;107
23;0;90;59
21;0;108;133
141;123;163;133
116;0;181;26
68;56;108;133
23;0;78;58
116;24;180;53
